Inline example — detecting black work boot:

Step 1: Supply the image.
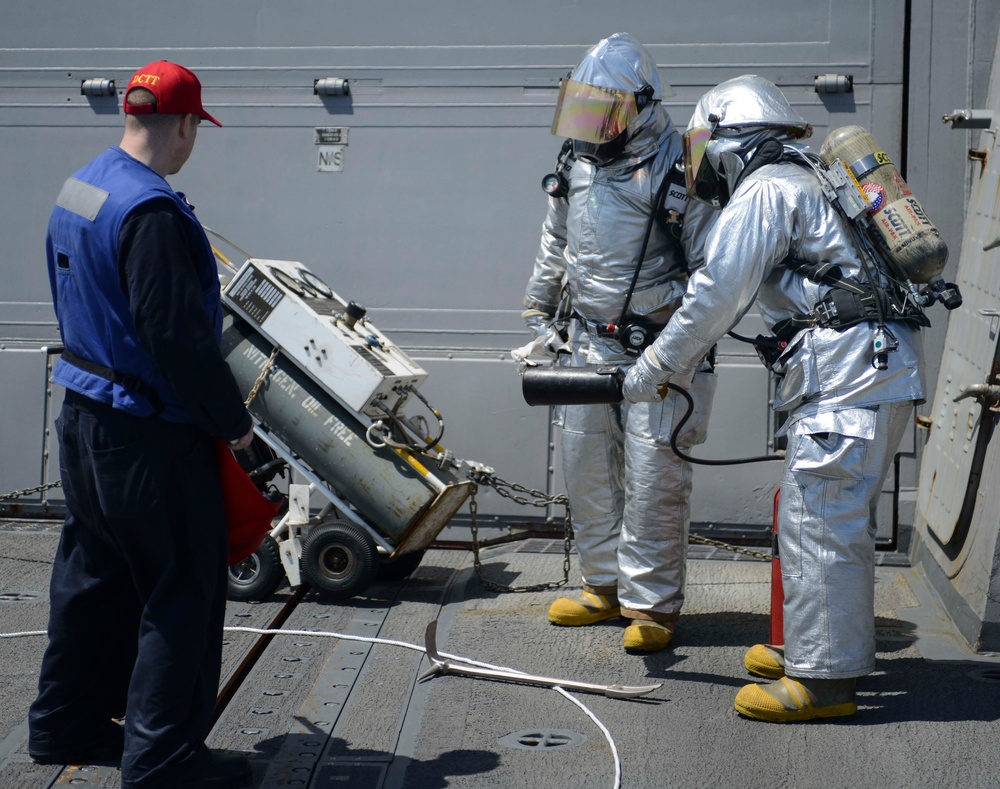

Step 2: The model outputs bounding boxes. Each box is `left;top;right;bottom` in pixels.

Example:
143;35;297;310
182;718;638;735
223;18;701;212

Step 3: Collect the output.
124;747;253;789
29;719;125;765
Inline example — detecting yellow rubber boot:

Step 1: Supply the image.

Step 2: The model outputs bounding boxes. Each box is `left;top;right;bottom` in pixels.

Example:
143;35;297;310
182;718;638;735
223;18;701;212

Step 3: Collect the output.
744;644;785;679
734;676;857;722
548;591;620;626
623;620;674;652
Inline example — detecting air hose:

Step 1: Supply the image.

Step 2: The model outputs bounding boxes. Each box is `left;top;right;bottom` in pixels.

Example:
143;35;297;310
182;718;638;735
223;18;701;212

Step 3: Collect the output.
663;382;783;466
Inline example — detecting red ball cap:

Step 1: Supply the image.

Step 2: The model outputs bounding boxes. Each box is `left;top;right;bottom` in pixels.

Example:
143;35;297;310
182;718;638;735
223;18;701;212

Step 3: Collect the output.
123;60;222;127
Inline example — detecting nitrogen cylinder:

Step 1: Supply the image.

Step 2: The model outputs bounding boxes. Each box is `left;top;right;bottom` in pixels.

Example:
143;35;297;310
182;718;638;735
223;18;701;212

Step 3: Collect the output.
820;125;948;284
220;315;469;548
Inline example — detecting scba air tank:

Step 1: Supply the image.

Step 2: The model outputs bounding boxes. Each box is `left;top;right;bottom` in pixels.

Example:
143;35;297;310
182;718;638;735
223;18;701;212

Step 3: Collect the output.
820;125;960;308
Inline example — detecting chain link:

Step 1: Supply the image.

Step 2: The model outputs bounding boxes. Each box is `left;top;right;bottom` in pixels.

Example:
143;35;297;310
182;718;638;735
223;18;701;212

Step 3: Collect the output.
462;468;770;594
245;347;281;407
688;533;771;562
0;480;62;503
466;469;573;593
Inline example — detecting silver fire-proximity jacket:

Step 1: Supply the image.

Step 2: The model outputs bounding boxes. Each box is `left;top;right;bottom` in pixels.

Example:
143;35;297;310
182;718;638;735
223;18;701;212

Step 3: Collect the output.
524;107;687;329
649;156;924;419
643;72;925;675
520;33;716;623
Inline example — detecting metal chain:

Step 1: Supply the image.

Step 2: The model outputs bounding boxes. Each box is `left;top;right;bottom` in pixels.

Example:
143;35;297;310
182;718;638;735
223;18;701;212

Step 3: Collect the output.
463;468;770;595
0;348;280;508
466;469;573;593
245;347;281;407
0;480;62;503
689;533;771;562
0;346;281;508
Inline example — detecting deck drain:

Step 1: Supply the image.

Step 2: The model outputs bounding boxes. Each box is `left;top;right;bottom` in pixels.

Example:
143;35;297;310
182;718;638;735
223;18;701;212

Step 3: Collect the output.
511;539;576;556
499;728;586;751
0;591;40;602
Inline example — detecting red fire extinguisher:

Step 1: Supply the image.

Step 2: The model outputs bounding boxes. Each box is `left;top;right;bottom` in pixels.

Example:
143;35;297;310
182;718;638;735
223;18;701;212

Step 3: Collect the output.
770;487;783;646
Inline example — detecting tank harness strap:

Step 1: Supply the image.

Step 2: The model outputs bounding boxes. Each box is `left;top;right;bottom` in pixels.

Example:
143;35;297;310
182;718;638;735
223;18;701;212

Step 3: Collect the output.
770;257;930;343
61;349;165;414
660;166;691;274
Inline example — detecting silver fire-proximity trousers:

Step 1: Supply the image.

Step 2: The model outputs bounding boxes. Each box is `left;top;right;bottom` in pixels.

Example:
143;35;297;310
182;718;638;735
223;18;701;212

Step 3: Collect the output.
522;36;716;624
637;76;924;674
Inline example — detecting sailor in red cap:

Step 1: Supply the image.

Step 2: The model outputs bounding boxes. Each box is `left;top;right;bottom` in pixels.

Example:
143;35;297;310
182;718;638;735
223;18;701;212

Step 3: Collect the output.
123;59;223;127
28;60;255;788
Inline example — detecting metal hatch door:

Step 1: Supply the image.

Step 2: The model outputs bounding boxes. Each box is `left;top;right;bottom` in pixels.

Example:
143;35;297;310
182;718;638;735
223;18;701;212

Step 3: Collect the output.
917;117;1000;548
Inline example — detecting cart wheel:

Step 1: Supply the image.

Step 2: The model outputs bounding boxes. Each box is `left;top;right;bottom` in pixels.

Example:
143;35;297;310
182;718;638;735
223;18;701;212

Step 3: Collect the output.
377;548;426;581
302;520;377;599
227;536;284;601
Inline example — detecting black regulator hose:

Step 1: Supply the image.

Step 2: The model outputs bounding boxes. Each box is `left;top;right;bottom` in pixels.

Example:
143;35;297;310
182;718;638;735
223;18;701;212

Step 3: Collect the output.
665;382;784;466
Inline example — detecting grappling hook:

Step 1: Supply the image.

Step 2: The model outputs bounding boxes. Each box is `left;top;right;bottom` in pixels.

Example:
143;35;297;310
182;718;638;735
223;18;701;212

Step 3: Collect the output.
418;620;662;699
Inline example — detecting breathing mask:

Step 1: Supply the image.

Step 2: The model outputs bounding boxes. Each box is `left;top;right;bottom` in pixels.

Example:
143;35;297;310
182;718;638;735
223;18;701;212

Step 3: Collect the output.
683;74;812;206
684;124;782;207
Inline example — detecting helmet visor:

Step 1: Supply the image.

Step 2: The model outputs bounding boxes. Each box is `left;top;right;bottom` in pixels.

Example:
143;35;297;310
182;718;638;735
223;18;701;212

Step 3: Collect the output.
551;79;639;144
683;126;714;196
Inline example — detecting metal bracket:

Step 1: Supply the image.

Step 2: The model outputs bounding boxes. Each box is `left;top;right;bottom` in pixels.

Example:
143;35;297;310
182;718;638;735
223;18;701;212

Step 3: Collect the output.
953;383;1000;409
969;147;990;165
942;109;995;129
250;425;395;553
419;620;662;699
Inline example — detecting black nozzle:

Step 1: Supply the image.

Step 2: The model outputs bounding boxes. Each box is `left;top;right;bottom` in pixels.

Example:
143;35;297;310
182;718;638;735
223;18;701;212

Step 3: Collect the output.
522;366;624;406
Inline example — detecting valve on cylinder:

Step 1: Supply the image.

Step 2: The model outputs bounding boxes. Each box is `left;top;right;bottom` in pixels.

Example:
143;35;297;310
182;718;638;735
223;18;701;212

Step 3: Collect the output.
820;125;962;310
342;301;366;330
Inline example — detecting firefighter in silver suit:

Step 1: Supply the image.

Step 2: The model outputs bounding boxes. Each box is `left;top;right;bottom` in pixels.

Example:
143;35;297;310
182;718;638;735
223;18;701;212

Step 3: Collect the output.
623;74;925;719
517;32;717;652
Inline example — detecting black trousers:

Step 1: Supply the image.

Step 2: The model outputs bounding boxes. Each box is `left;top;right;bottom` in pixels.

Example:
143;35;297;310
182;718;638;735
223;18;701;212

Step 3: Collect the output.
28;391;228;785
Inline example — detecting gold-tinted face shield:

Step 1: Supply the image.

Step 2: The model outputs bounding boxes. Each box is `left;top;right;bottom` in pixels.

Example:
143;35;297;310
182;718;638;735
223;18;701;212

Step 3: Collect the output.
682;126;714;198
550;79;640;144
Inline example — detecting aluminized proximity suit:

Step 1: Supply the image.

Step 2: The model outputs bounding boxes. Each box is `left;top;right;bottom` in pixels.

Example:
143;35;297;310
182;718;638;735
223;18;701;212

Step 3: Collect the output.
523;35;716;624
634;78;924;676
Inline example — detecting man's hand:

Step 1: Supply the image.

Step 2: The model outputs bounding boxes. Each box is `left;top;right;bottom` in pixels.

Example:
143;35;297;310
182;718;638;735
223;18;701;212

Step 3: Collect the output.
228;426;255;452
622;346;674;403
510;336;549;372
511;308;567;373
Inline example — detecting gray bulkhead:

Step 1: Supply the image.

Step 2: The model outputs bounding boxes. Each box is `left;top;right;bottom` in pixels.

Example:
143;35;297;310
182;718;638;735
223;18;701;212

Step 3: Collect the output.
1;0;998;629
912;22;1000;653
